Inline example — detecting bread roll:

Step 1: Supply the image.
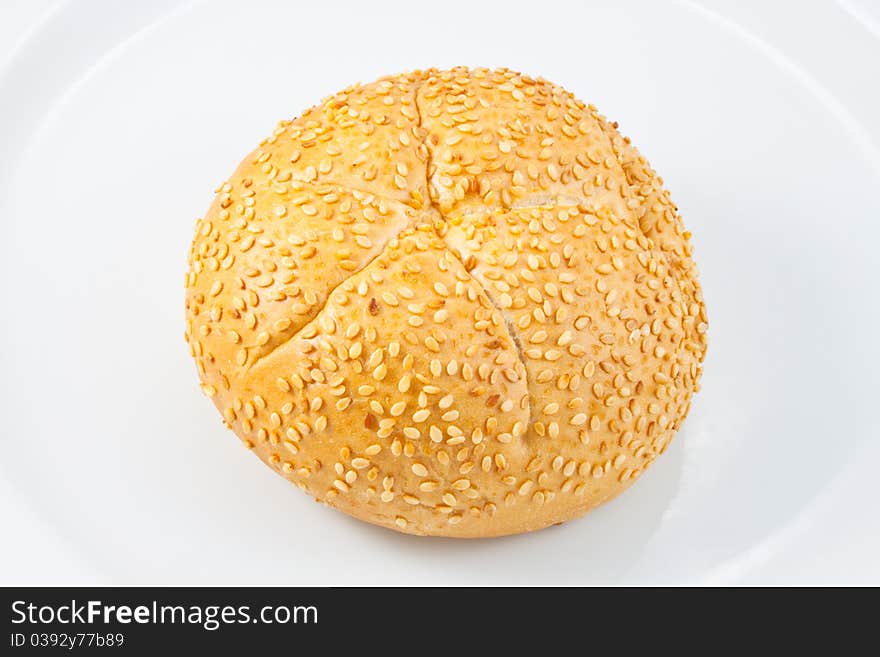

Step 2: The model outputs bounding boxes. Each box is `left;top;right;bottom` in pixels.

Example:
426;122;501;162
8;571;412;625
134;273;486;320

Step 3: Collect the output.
184;67;708;537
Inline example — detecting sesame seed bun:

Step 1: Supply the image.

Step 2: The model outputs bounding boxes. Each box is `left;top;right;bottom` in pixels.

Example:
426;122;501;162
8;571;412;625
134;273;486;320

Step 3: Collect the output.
184;67;708;537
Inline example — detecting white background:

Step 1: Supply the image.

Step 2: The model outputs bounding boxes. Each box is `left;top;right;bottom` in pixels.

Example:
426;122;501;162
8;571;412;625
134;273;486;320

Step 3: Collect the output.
1;0;879;585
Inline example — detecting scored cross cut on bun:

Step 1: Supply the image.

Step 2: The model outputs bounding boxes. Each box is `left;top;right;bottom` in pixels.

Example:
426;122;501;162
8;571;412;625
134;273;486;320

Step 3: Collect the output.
184;67;708;537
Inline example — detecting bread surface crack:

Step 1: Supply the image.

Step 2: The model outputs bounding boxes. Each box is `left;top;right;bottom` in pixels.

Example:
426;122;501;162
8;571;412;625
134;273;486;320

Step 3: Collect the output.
412;83;532;441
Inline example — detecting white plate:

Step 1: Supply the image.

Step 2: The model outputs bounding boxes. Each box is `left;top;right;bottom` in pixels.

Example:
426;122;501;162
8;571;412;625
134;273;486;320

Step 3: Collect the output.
2;0;879;585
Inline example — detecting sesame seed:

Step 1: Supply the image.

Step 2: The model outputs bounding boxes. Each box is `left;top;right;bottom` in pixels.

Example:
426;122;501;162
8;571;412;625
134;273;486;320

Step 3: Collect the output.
571;413;587;426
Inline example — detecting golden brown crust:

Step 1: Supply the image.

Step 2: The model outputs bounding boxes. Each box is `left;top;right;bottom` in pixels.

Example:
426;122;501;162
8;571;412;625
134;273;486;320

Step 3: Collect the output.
419;68;630;218
185;67;707;537
594;114;708;403
267;72;429;206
